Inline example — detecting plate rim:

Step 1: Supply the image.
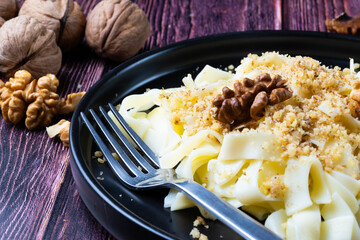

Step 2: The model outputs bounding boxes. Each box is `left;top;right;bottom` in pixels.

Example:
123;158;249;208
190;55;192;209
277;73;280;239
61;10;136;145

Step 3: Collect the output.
69;30;360;239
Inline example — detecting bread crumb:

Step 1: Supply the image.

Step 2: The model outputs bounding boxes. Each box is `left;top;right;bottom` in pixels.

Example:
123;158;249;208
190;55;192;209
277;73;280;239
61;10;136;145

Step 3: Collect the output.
159;52;360;180
94;151;103;157
190;227;200;238
191;216;209;239
199;234;208;240
193;216;208;228
97;157;106;164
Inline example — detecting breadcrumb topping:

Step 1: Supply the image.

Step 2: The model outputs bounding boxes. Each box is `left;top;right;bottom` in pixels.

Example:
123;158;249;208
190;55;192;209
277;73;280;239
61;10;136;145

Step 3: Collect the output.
158;52;360;182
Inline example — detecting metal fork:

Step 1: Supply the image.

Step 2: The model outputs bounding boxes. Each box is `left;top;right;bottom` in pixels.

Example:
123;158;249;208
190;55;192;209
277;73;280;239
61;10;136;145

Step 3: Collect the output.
80;103;282;240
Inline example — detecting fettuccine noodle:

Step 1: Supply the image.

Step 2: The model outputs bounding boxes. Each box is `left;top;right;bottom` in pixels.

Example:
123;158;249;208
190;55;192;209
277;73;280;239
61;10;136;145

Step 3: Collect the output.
117;52;360;239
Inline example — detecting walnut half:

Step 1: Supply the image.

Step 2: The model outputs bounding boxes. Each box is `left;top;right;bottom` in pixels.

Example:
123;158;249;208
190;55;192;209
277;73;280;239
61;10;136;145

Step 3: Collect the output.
212;73;292;128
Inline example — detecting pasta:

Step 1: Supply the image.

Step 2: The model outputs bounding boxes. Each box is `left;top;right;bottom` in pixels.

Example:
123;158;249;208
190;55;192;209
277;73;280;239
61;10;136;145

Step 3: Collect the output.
117;52;360;239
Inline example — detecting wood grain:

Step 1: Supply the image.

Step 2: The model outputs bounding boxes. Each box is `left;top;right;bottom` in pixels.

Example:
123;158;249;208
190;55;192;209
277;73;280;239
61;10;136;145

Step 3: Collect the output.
283;0;360;31
0;0;357;239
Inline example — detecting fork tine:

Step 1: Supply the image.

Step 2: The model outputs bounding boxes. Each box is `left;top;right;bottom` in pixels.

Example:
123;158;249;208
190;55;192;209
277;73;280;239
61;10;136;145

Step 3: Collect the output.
108;103;160;168
99;106;154;173
80;112;135;184
86;109;142;177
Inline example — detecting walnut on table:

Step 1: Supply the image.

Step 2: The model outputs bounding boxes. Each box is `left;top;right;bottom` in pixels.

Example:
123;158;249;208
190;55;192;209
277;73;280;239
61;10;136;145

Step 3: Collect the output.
0;16;62;79
25;74;61;129
212;73;292;128
19;0;86;52
0;70;32;124
85;0;151;62
0;70;85;133
326;12;360;35
0;0;19;21
46;119;70;147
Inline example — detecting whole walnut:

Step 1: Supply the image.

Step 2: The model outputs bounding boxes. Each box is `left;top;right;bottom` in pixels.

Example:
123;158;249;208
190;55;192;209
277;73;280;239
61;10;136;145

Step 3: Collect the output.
0;0;19;20
86;0;151;61
19;0;86;52
0;16;62;79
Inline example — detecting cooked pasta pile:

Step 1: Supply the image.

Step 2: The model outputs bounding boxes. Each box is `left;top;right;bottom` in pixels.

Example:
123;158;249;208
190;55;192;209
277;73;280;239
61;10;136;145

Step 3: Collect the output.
117;52;360;239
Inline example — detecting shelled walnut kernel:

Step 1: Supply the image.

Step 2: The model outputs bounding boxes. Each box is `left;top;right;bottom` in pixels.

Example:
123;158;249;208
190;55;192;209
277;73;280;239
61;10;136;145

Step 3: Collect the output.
326;12;360;35
0;70;32;124
212;73;292;128
0;70;85;131
46;119;70;146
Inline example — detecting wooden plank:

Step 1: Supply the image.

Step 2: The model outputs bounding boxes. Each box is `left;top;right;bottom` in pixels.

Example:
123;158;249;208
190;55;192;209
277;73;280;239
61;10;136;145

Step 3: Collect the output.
0;0;110;239
283;0;360;31
39;0;283;239
0;123;71;238
42;168;114;239
141;0;282;48
0;0;280;239
4;0;356;239
189;0;282;36
282;0;326;31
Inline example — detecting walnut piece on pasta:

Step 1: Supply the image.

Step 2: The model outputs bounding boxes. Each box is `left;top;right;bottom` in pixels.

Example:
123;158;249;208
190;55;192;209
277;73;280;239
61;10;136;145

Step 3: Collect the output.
212;73;292;128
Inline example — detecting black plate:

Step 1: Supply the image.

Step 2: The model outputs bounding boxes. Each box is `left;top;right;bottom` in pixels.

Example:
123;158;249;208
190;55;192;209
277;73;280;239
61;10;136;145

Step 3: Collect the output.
70;31;360;240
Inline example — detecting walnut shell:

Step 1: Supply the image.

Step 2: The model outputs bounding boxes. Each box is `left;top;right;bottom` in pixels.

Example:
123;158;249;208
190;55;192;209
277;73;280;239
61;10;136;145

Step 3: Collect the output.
0;16;62;79
0;17;5;28
86;0;151;61
0;0;19;20
19;0;86;52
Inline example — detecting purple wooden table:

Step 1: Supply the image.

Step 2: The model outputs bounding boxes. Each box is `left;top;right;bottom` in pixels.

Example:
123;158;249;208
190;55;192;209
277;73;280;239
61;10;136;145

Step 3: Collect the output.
1;0;359;239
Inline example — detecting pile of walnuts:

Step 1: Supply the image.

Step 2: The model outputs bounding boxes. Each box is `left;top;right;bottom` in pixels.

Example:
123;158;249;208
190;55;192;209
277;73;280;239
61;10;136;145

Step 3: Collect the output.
0;0;85;78
0;70;85;144
0;70;85;146
0;0;151;145
0;0;151;78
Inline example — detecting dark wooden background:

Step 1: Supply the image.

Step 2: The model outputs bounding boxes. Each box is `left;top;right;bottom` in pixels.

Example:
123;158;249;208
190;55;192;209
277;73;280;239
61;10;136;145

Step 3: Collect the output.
1;0;360;239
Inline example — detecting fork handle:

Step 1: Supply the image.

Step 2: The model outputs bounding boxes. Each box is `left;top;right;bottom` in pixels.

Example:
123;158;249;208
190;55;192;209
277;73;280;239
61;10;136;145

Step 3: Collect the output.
170;181;282;240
